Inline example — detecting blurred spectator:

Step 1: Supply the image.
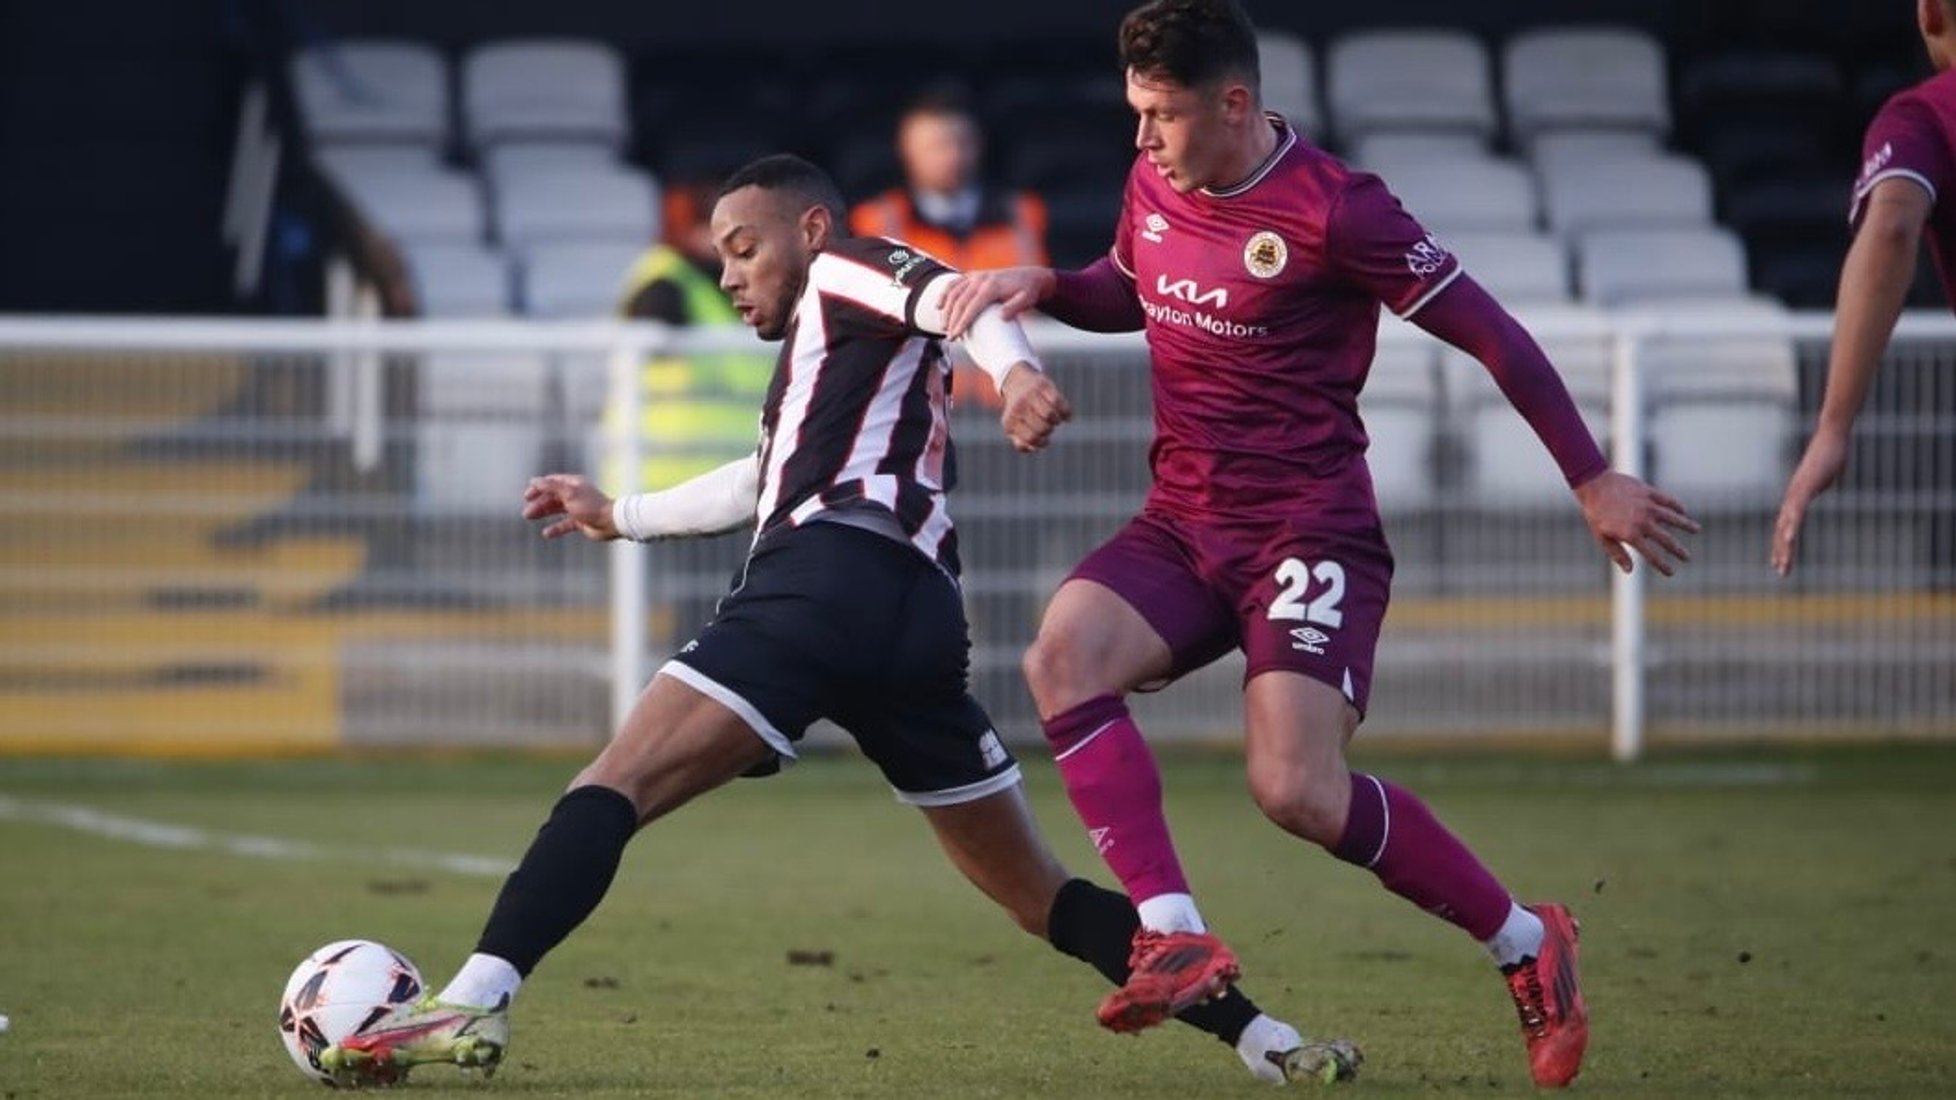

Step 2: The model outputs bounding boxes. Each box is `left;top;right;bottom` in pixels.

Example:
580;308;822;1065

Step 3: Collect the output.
851;87;1049;407
604;178;773;494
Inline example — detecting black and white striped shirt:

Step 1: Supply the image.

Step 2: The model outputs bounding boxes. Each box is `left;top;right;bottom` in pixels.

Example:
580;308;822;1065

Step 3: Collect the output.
754;235;963;575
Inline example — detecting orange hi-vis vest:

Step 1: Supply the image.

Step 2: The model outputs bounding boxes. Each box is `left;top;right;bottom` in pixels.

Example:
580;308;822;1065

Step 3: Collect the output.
850;188;1049;271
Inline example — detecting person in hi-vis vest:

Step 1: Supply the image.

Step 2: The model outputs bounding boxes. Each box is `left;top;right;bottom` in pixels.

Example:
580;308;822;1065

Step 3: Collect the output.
851;86;1049;408
606;179;773;494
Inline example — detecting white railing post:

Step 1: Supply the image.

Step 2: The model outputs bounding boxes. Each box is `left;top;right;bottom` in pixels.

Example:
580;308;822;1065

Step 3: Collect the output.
606;326;648;735
1609;326;1647;762
350;283;384;473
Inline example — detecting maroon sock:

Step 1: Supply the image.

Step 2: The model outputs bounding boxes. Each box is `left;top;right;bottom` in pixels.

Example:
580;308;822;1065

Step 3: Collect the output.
1334;772;1511;940
1042;694;1192;905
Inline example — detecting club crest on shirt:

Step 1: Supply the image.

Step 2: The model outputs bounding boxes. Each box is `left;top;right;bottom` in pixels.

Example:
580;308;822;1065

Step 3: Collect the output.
1141;212;1170;243
1244;231;1287;278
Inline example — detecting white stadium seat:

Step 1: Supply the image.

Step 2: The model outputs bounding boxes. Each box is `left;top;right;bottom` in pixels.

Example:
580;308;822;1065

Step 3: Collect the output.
319;161;486;244
1383;158;1539;235
1578;227;1750;306
463;39;628;151
1505;27;1672;143
1540;155;1713;240
519;240;645;318
1350;132;1491;176
1327;30;1499;143
1444;304;1613;506
400;242;511;317
481;142;623;193
1527;130;1665;177
492;166;660;254
1364;313;1444;513
1444;231;1572;304
1257;30;1324;140
1633;299;1798;503
291;40;448;147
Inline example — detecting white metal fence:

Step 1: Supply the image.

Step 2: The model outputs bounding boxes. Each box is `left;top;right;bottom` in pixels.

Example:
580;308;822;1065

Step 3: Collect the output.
0;311;1950;756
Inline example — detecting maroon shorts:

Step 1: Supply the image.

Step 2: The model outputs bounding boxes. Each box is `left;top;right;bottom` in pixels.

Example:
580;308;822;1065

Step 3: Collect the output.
1068;510;1393;716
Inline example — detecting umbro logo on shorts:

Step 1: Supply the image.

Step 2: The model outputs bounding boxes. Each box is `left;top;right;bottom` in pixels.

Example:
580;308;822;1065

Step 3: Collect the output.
1289;626;1330;654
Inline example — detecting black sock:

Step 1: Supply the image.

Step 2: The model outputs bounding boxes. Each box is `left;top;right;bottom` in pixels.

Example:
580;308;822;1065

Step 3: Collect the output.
474;785;639;977
1046;878;1262;1046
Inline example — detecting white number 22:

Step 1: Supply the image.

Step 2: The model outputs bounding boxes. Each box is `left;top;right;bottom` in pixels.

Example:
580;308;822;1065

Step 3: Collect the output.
1268;558;1345;628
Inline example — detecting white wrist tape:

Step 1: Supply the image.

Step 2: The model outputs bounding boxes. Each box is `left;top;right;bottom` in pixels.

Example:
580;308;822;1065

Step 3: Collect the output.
915;273;1041;387
611;454;760;540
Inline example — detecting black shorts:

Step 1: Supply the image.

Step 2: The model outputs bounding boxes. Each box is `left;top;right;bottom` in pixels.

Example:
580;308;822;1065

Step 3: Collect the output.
663;521;1020;806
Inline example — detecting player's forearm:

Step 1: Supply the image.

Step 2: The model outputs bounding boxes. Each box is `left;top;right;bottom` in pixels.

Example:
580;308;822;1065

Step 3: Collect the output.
917;276;1045;386
1045;257;1146;332
1816;209;1922;438
1416;276;1608;487
611;455;760;540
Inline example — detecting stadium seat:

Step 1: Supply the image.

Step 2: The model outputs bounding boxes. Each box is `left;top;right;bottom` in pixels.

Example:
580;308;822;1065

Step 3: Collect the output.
401;241;511;316
1326;30;1498;144
290;40;448;147
1577;227;1750;306
1540;155;1714;240
1503;27;1671;144
1363;313;1443;513
1349;133;1491;176
462;40;628;151
1634;299;1799;504
314;144;446;180
414;349;549;515
1383;158;1539;236
1257;30;1324;140
1722;171;1844;252
481;142;620;186
1526;130;1664;178
1445;304;1613;507
518;239;644;317
1678;50;1844;143
1748;242;1845;308
492;166;660;255
319;160;487;244
1444;231;1572;304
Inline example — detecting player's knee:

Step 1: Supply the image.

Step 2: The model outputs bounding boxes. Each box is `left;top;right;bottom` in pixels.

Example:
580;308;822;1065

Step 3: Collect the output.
1022;629;1091;712
1248;767;1345;846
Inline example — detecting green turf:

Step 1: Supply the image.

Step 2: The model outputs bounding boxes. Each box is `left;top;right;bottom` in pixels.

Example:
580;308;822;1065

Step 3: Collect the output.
1;744;1952;1098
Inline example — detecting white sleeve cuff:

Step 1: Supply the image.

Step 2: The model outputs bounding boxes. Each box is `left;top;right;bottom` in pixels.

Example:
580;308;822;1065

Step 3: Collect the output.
612;455;760;540
913;273;1041;387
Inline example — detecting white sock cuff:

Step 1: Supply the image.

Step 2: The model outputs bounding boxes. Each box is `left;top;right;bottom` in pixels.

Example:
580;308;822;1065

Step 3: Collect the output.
437;952;523;1009
1483;902;1546;968
1135;892;1207;934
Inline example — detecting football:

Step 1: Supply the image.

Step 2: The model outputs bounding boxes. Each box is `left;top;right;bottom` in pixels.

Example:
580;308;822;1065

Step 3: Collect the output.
276;940;424;1085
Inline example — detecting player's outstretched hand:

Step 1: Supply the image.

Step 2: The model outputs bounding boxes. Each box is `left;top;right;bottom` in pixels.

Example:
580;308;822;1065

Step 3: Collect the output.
941;267;1055;338
522;474;619;541
1574;471;1699;576
998;362;1073;453
1770;426;1848;577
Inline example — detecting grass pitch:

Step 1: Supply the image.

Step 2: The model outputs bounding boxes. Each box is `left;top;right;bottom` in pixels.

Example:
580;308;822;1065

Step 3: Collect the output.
0;744;1952;1099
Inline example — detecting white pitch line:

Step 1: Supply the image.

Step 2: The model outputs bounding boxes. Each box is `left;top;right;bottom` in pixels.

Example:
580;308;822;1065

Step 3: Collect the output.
0;794;512;878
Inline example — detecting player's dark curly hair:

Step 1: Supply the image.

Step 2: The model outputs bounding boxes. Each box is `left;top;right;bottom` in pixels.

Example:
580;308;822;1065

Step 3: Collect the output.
718;154;848;227
1118;0;1261;89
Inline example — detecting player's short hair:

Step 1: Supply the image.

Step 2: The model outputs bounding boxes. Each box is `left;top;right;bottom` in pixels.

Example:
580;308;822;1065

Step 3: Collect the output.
718;154;849;228
1118;0;1261;91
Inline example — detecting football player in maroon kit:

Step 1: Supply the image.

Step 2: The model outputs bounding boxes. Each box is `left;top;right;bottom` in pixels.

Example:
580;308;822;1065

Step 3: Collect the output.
1774;0;1956;575
944;0;1697;1088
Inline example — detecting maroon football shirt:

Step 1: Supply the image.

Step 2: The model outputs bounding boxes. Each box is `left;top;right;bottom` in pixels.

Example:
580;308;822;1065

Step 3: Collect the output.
1111;116;1461;527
